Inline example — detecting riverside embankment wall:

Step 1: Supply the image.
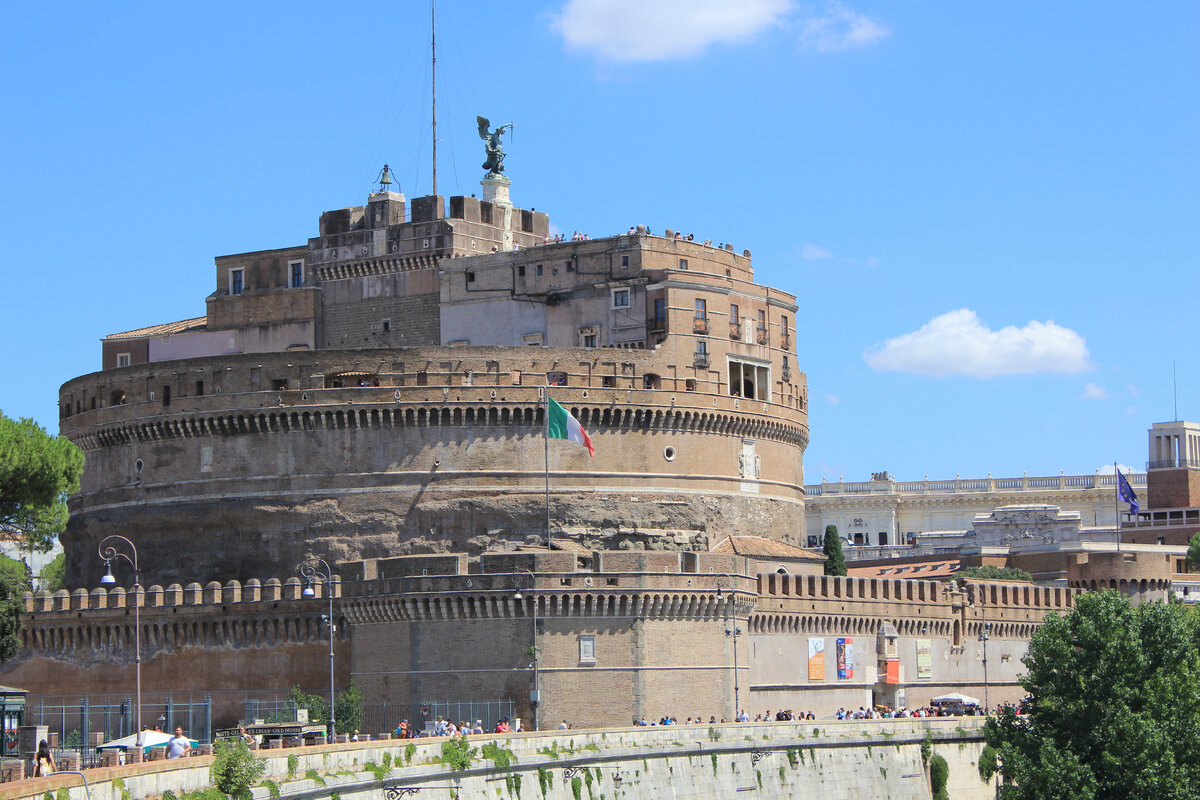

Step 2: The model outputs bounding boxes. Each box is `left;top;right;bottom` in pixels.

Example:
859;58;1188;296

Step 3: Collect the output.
0;718;995;800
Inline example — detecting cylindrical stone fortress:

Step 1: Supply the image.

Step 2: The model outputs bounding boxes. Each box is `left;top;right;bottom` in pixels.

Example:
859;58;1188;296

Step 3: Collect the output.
60;346;808;585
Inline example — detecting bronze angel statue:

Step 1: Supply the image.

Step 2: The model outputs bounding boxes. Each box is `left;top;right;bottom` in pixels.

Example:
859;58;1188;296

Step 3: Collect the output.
477;115;513;177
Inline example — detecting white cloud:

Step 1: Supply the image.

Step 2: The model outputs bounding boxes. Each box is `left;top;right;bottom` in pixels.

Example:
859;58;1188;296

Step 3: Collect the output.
798;2;890;52
1126;383;1139;396
802;242;833;260
824;393;841;405
553;0;793;62
865;256;881;268
1080;383;1109;400
1097;463;1136;475
863;309;1092;378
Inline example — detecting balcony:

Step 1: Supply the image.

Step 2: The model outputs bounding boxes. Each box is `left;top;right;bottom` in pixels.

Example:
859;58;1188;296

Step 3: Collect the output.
648;315;667;333
729;322;741;339
755;327;768;345
693;317;709;334
1149;458;1200;470
693;351;710;368
781;332;791;350
782;366;792;382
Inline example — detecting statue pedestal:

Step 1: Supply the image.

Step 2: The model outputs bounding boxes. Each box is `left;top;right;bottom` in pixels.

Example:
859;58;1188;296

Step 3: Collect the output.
481;174;511;205
481;174;514;251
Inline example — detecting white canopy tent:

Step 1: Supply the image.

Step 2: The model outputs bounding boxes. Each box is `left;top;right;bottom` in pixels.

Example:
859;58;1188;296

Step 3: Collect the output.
930;692;981;706
96;730;196;752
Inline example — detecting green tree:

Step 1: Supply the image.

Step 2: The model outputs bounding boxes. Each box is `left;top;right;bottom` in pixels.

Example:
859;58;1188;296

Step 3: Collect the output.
0;413;84;552
957;565;1034;583
335;680;364;736
1187;532;1200;572
984;591;1200;799
287;685;329;724
822;524;846;576
39;553;65;592
0;556;31;661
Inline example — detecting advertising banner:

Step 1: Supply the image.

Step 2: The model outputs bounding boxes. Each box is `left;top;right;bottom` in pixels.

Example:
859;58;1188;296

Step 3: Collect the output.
807;637;825;681
836;637;854;679
916;638;933;680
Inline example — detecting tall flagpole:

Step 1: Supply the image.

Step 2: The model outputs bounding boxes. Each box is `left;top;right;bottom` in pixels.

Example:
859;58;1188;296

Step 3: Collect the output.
431;0;438;199
1114;461;1121;552
544;393;551;550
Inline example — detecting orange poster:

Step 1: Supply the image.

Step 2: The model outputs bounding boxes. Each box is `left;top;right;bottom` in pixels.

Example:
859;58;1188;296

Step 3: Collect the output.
808;637;825;681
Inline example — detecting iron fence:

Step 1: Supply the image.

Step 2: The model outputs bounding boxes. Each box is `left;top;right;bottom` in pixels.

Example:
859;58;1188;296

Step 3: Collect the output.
21;695;212;769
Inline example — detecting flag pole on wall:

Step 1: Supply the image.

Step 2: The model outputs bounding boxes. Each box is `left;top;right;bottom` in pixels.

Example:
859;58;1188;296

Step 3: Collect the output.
1114;461;1120;552
544;390;551;551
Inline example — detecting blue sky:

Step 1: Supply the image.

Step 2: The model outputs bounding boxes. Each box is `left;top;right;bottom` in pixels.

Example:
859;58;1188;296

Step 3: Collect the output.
2;1;1196;483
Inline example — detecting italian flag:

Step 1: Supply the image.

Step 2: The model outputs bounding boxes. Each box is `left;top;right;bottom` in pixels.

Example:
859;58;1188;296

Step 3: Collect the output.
547;397;594;457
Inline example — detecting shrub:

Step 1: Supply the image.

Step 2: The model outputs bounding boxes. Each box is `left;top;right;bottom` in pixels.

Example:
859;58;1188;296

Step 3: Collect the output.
929;752;949;799
210;740;267;800
978;744;999;782
440;735;477;772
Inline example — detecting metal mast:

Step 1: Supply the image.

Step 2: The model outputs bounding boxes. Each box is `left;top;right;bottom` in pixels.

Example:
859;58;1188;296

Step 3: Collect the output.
431;1;438;199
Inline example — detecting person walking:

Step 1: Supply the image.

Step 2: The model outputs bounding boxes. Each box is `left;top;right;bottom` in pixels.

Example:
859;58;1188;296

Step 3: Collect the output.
33;740;55;777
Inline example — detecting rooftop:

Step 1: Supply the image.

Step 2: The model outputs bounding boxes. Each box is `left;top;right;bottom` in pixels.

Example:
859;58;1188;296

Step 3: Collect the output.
105;317;208;340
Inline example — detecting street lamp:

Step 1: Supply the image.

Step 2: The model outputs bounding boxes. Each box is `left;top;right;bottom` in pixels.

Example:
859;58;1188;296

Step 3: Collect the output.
714;575;742;720
297;558;336;741
978;622;992;713
512;568;538;732
98;536;141;740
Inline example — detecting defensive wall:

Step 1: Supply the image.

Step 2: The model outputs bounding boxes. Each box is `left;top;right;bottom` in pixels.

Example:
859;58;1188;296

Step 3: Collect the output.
58;347;808;586
0;552;1074;729
0;718;995;800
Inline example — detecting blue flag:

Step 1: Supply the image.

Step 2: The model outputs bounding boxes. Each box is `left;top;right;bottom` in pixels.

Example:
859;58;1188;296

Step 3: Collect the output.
1117;469;1139;515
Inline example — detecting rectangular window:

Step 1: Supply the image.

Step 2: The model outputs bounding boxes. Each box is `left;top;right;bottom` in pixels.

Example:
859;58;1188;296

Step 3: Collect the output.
653;298;666;328
195;380;204;396
230;268;244;295
518;265;526;277
117;353;131;368
547;371;568;387
602;375;616;388
382;319;391;332
679;258;688;270
612;289;630;308
579;325;599;348
621;255;629;268
289;260;304;288
536;264;544;277
511;370;522;385
416;371;428;386
523;333;544;346
466;271;476;283
730;303;739;321
697;340;708;355
695;299;706;318
161;385;171;407
757;309;766;329
271;379;288;390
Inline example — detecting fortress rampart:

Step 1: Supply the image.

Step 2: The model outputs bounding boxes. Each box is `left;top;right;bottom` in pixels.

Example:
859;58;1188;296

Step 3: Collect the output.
0;551;1072;728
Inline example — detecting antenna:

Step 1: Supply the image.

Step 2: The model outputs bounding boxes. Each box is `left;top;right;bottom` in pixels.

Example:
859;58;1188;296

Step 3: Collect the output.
431;0;437;199
1174;360;1178;422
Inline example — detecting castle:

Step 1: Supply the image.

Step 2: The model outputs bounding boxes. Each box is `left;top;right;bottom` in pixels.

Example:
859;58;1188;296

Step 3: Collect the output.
57;171;807;587
29;154;1195;735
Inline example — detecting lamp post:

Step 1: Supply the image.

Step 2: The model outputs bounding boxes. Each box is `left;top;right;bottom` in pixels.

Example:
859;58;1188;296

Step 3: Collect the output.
715;575;742;720
978;621;992;713
512;569;538;731
297;558;336;741
98;536;141;740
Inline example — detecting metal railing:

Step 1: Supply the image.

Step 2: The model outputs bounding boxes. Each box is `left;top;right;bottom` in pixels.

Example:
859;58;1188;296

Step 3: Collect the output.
693;352;710;368
1148;458;1200;470
692;317;709;334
